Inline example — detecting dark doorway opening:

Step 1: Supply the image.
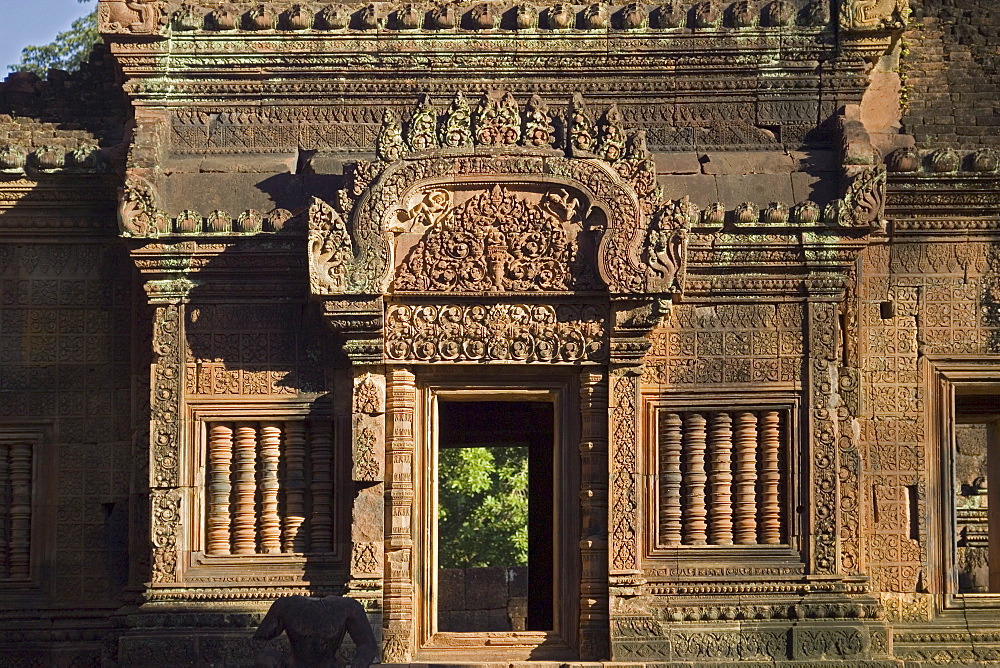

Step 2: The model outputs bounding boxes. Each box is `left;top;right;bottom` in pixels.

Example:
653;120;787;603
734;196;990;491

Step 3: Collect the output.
436;400;554;632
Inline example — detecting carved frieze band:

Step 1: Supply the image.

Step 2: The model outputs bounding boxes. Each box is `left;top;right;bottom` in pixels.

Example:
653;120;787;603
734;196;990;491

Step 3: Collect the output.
384;303;607;364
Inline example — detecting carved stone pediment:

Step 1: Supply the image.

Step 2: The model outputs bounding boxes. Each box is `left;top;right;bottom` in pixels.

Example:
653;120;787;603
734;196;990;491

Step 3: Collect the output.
392;184;601;294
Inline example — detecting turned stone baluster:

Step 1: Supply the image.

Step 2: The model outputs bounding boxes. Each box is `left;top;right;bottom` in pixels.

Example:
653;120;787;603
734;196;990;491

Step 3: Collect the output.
8;442;31;577
260;422;282;554
733;411;759;544
708;412;734;545
659;412;683;546
0;444;9;576
682;413;708;545
282;421;308;552
309;422;334;552
206;423;234;555
233;422;258;555
759;410;782;544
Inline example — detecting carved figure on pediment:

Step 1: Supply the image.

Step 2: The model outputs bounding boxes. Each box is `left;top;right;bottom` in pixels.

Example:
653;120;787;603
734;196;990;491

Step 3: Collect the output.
317;3;351;29
394;185;595;292
584;3;610;29
389;188;450;234
615;131;660;210
568;92;597;157
646;196;694;294
407;95;439;151
839;0;907;31
597;104;627;163
376;110;406;162
99;0;167;34
254;595;377;668
475;91;521;146
441;92;473;148
524;94;556;148
309;197;354;293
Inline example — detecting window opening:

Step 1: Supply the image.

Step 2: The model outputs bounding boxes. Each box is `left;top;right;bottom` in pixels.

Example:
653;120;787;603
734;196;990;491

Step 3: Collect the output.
436;400;554;632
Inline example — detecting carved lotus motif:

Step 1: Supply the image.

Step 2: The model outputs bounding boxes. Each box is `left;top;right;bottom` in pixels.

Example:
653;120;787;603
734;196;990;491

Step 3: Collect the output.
620;3;647;29
69;145;100;171
246;4;276;30
734;201;758;225
702;202;726;227
546;3;574;29
728;0;757;27
32;146;64;170
694;0;722;27
316;3;350;28
206;210;232;233
393;4;422;29
175;210;202;234
792;200;820;225
429;3;457;27
515;3;538;28
764;0;794;26
469;3;495;28
237;209;264;233
583;3;609;29
971;148;999;173
206;5;238;30
282;4;314;29
653;1;686;27
267;208;293;231
763;201;789;225
0;145;27;171
928;148;960;173
886;146;919;172
172;4;203;30
802;0;829;25
358;4;380;29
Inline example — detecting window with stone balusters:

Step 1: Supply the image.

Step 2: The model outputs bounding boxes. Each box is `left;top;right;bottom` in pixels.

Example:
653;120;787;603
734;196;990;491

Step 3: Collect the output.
202;419;338;556
656;407;789;548
0;430;40;582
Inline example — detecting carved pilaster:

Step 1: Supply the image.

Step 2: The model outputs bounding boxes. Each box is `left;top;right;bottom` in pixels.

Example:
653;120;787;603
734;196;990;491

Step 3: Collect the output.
350;368;386;583
148;300;186;583
579;369;609;660
609;369;640;582
383;368;416;664
809;301;840;574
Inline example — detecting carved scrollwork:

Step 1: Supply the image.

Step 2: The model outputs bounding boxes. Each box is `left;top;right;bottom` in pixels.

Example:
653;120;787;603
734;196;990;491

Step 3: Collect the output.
394;185;597;293
384;302;607;363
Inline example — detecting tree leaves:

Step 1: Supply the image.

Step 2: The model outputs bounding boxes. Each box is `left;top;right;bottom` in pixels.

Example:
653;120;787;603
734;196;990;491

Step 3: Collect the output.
438;446;529;569
11;3;99;75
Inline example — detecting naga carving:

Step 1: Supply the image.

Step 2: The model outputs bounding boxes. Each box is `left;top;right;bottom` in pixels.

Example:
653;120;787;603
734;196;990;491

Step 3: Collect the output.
646;196;694;294
394;185;597;293
836;165;887;232
119;176;169;237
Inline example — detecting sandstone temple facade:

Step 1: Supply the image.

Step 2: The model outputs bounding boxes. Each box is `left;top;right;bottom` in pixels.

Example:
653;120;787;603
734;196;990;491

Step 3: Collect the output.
2;0;1000;664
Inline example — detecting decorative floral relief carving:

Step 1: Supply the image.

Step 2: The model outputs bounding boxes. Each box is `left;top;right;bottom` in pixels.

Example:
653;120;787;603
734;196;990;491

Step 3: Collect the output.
646;196;695;294
839;0;908;32
384;303;606;363
394;185;596;293
354;374;383;415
